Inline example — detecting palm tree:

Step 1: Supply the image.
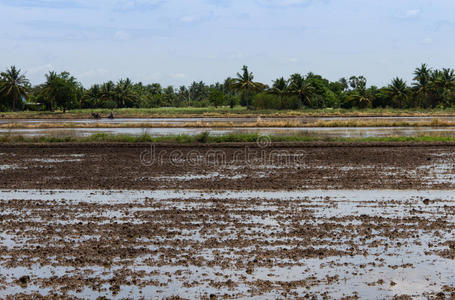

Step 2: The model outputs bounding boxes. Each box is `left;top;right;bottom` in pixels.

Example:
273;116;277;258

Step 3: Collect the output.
231;65;265;110
346;92;372;108
114;78;138;108
268;77;289;109
388;78;408;108
413;64;431;107
0;66;30;111
288;73;315;107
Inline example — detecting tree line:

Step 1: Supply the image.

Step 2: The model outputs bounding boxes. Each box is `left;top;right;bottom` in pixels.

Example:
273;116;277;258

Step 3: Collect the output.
0;64;454;111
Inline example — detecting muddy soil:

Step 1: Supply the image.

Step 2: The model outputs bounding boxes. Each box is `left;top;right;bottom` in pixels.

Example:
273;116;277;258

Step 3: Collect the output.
0;190;455;298
0;143;454;190
1;143;455;298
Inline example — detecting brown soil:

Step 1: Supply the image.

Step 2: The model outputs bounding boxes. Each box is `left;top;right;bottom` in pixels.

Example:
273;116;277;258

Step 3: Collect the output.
0;142;454;190
1;142;455;298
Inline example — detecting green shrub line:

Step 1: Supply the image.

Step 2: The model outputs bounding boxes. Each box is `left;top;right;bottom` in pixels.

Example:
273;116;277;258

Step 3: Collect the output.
1;132;455;144
4;107;455;119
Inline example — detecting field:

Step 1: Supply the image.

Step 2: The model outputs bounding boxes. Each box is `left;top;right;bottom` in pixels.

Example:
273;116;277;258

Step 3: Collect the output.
1;141;455;298
5;107;455;119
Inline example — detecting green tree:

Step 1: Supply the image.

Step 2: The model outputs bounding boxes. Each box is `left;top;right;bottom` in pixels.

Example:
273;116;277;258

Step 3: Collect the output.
208;88;225;107
288;73;315;107
412;64;431;108
114;78;139;108
231;65;265;110
388;78;409;108
41;71;79;112
268;77;289;109
0;66;30;111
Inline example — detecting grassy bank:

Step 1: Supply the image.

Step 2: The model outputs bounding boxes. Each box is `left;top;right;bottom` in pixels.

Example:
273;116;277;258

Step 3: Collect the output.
4;107;455;119
2;118;455;129
1;132;455;144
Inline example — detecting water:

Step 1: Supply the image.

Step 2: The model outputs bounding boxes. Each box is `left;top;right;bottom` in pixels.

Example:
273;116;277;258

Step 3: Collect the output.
2;126;455;138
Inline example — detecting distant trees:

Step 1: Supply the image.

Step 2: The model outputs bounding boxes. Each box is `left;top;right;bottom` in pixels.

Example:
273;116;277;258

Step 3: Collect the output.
0;66;30;111
39;71;81;112
288;73;315;107
231;65;265;110
4;64;455;112
388;78;408;108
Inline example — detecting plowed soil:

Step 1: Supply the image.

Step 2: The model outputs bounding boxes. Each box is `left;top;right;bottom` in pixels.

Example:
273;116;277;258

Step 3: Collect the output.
0;142;454;190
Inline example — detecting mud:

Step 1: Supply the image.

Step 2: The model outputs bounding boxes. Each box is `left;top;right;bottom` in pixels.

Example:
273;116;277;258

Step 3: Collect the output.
1;143;455;298
0;143;454;190
0;190;454;298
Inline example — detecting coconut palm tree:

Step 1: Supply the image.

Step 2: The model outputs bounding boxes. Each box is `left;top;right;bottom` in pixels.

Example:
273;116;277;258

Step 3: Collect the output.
268;77;290;109
114;78;138;108
288;73;315;107
231;65;265;110
388;77;409;108
0;66;30;111
413;64;431;107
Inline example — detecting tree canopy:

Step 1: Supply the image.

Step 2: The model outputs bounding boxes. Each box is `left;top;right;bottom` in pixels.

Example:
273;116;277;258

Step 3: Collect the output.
3;64;455;112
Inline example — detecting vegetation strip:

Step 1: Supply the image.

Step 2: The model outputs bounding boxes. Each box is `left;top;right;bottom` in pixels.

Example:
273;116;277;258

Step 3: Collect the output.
2;64;455;113
4;107;455;119
2;118;455;129
2;132;455;144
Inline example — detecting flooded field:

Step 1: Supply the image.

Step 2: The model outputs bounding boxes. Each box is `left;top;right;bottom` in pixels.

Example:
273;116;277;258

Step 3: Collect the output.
1;189;455;299
1;143;455;298
4;126;455;138
3;116;455;125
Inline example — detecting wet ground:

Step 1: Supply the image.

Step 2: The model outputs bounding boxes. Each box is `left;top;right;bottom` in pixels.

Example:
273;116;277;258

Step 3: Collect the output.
1;143;455;298
4;126;455;139
2;116;455;124
2;117;455;139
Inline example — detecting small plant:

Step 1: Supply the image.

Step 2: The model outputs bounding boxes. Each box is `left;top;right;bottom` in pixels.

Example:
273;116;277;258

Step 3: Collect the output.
196;131;210;143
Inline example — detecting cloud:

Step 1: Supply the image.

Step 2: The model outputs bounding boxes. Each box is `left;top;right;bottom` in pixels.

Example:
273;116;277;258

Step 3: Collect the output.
401;9;421;19
170;73;185;79
114;0;165;11
78;68;109;78
27;64;53;74
114;30;131;41
0;0;87;9
255;0;316;7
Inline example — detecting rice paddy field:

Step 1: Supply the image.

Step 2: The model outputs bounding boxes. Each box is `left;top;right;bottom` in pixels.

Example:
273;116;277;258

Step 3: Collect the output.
1;113;455;299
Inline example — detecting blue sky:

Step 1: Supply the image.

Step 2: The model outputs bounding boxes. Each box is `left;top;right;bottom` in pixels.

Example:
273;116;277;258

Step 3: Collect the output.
0;0;454;87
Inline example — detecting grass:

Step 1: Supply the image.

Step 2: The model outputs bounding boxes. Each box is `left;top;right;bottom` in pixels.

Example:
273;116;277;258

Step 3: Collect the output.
1;132;455;144
2;118;455;129
4;106;455;119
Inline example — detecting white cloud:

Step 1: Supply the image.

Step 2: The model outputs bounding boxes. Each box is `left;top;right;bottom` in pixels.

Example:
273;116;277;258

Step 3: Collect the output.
114;30;131;41
256;0;312;7
27;64;53;74
78;68;109;78
170;73;185;79
403;9;421;18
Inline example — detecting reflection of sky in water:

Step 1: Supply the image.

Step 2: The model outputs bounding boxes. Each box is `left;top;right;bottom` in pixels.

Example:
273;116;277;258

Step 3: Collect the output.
3;126;455;138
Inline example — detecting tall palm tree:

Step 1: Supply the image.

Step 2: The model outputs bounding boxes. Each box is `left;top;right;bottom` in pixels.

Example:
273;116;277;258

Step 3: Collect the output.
413;64;431;107
388;77;408;108
231;65;265;110
114;78;135;108
288;73;315;107
0;66;30;111
438;68;455;106
268;77;289;109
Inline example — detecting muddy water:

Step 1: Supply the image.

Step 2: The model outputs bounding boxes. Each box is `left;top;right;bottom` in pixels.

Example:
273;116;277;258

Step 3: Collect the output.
2;116;455;124
0;189;454;298
2;126;455;138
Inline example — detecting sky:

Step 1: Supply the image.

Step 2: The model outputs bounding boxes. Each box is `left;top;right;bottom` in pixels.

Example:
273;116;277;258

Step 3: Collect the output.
0;0;455;87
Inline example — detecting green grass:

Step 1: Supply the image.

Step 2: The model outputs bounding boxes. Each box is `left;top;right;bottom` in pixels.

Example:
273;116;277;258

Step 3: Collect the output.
4;106;455;119
1;132;455;144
